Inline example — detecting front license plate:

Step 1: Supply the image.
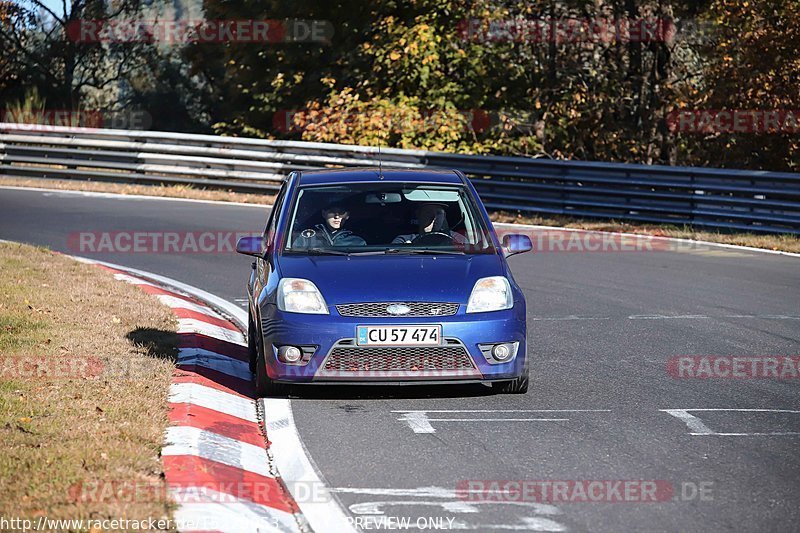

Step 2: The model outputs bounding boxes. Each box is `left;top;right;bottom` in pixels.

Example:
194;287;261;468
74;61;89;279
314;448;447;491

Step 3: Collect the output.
356;325;441;346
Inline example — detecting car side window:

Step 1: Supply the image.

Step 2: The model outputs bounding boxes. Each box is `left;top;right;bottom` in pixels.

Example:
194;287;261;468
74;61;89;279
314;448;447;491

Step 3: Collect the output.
458;196;477;244
264;180;289;244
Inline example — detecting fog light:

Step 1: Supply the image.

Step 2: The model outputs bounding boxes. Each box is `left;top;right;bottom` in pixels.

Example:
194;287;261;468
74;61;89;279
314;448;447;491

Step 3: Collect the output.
492;343;512;361
279;346;302;363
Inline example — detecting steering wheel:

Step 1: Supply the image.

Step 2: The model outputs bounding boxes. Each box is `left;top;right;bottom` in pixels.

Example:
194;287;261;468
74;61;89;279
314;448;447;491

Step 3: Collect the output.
411;232;455;246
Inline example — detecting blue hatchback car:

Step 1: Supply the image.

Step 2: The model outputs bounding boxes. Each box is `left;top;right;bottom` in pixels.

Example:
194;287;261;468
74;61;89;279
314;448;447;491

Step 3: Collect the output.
237;169;532;396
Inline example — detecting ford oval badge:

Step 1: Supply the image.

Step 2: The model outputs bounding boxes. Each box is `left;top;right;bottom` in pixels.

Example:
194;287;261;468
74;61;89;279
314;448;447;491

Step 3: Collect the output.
386;304;411;315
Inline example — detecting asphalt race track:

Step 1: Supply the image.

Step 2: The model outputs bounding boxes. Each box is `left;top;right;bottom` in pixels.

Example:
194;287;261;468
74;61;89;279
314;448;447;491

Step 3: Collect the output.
2;186;799;532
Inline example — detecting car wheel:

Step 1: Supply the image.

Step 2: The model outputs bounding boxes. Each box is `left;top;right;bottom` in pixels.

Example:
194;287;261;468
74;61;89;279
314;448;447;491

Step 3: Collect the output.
247;313;258;374
254;327;287;398
496;368;529;394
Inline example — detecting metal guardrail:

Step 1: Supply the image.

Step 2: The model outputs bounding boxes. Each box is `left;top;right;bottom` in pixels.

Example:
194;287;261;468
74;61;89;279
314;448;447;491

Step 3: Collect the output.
1;122;799;234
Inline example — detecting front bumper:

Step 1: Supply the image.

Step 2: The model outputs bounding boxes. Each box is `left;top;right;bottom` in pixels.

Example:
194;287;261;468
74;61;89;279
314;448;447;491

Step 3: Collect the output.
259;304;527;383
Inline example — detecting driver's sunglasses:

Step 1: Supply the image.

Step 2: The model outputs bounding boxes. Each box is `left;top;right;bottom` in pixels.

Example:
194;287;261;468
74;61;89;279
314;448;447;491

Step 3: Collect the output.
325;210;347;217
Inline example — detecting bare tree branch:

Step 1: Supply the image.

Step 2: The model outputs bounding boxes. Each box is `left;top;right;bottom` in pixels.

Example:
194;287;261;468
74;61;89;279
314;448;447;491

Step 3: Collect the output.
24;0;65;25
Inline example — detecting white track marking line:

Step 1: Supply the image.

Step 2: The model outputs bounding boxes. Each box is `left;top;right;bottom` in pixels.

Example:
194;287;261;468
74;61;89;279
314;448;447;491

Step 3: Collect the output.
170;488;298;533
531;316;611;321
331;487;562;515
332;486;459;498
261;398;358;533
157;294;225;318
169;382;257;423
429;418;569;422
669;408;800;411
162;426;274;478
661;409;716;435
529;314;800;321
177;347;251;381
113;272;158;286
719;314;800;320
662;409;800;436
397;411;435;433
629;314;800;320
338;487;565;532
393;410;610;434
177;318;246;345
349;499;486;515
392;410;612;413
690;432;800;436
397;416;566;434
629;314;711;320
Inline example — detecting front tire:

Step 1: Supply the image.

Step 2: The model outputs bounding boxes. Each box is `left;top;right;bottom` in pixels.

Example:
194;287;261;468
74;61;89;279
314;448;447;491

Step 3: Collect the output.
247;313;258;374
496;367;529;394
253;324;287;397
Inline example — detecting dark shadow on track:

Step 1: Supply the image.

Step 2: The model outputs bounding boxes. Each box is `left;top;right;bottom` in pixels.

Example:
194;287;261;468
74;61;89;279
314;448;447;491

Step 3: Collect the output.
274;383;500;401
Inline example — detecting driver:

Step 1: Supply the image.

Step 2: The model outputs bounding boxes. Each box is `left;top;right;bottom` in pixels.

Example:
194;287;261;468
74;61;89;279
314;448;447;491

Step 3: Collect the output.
293;203;367;248
392;203;467;245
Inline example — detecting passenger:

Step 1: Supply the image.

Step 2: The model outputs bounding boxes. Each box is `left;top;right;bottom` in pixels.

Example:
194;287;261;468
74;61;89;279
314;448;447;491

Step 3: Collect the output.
293;204;367;248
392;203;467;244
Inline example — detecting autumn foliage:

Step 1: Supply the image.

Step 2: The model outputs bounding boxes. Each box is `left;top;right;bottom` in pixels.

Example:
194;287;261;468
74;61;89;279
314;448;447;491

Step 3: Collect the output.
2;0;797;171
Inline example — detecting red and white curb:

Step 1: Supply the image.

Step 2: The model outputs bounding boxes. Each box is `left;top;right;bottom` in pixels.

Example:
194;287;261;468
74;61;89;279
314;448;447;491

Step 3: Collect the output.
73;257;358;533
73;258;358;533
96;263;303;532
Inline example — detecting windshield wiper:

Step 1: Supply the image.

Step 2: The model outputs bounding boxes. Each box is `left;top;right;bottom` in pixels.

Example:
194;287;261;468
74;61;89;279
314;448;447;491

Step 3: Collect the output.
305;248;352;256
345;250;391;256
384;248;465;255
300;248;467;256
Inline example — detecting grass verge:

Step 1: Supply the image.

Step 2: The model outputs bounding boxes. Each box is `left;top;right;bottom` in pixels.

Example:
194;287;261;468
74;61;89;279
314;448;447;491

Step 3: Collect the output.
1;176;798;254
0;242;178;525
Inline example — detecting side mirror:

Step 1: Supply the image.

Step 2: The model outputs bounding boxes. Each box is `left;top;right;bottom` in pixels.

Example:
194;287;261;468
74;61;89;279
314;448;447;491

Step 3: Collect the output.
236;236;265;257
501;234;533;257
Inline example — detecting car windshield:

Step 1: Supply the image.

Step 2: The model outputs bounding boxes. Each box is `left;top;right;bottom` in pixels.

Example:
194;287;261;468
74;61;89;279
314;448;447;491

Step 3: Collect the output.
283;182;496;255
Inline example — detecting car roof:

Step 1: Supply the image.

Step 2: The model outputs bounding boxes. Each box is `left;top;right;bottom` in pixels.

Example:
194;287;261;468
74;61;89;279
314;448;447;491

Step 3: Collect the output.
296;168;464;186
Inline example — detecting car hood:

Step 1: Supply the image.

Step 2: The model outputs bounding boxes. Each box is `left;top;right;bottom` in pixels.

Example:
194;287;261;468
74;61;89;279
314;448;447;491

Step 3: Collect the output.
277;253;505;304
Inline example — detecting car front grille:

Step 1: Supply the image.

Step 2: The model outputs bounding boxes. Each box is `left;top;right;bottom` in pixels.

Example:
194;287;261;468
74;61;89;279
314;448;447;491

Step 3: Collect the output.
316;340;481;380
336;302;459;318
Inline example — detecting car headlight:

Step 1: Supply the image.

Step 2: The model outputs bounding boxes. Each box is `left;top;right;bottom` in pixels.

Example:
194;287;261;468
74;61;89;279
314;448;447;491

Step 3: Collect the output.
277;278;329;314
466;276;513;313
